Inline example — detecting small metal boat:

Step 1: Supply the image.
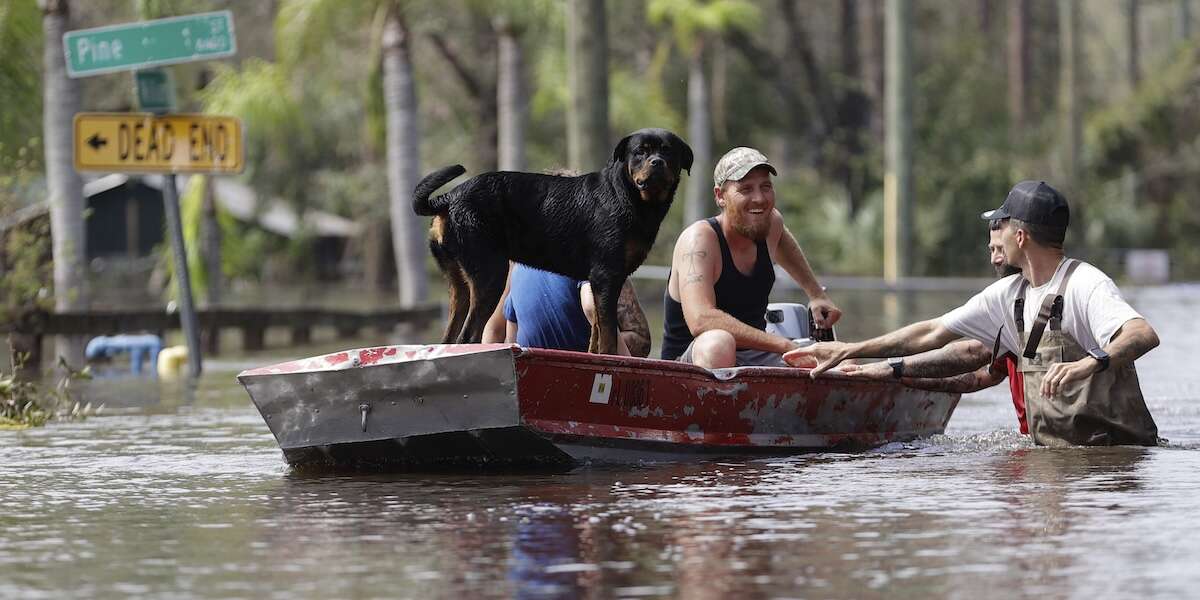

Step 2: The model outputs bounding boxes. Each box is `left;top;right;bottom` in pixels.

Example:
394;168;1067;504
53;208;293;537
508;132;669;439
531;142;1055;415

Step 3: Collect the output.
239;344;960;470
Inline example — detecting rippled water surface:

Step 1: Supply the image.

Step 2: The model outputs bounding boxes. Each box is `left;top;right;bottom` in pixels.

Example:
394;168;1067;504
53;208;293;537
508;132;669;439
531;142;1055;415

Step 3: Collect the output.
3;285;1199;599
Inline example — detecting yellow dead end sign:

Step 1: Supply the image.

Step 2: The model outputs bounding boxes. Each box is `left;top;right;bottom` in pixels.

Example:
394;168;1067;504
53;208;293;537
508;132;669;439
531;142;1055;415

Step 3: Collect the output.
74;112;243;173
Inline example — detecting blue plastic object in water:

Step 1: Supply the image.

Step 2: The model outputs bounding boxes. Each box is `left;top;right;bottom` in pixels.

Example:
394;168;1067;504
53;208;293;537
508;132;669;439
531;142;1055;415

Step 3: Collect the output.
85;334;164;376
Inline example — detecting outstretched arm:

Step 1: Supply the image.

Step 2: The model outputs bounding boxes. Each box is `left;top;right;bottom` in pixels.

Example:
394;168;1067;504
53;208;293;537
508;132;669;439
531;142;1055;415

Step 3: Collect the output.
784;318;962;378
838;339;1007;392
840;339;993;378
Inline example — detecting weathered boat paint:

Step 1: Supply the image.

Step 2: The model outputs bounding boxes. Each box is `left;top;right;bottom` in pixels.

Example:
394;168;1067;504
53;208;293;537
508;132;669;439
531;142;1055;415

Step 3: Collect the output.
239;344;960;470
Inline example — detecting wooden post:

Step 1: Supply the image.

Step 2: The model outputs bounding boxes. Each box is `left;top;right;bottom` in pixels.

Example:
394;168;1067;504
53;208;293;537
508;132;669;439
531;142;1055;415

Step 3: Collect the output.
242;325;265;352
291;326;311;345
884;0;913;283
336;320;360;340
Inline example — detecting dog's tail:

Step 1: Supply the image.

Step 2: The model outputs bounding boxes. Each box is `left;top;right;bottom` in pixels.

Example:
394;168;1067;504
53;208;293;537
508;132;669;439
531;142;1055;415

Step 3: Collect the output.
413;165;467;216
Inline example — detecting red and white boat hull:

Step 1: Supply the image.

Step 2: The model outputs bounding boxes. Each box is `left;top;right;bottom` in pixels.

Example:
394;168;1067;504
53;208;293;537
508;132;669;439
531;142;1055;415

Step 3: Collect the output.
238;344;960;470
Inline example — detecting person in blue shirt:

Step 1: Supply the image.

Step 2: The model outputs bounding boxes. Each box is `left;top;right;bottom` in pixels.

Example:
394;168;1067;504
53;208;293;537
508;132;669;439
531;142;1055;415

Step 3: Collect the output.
483;263;650;357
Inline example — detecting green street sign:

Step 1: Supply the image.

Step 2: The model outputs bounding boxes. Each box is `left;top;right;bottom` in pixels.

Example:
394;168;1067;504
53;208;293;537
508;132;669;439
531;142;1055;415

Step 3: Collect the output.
63;11;236;78
135;68;176;113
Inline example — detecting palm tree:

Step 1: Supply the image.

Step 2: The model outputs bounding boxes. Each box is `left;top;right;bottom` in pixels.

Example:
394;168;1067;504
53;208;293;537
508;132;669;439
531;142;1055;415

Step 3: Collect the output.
566;0;609;172
491;1;556;172
494;15;527;172
380;6;426;308
279;0;427;309
648;0;759;226
38;0;87;367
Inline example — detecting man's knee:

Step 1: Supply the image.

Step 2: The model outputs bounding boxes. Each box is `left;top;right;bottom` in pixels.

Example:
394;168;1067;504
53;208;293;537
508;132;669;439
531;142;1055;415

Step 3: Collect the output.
692;330;736;369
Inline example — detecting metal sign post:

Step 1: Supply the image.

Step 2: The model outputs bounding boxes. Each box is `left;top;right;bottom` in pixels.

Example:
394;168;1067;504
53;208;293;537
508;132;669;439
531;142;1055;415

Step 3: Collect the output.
159;174;203;378
138;72;203;380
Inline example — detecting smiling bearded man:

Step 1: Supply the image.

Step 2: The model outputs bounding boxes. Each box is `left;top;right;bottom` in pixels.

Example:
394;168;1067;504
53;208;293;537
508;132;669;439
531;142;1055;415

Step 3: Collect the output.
660;147;842;368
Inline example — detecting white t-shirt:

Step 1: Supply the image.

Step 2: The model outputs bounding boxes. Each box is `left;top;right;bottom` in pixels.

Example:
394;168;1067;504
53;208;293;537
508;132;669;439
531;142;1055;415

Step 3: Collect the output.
940;259;1142;357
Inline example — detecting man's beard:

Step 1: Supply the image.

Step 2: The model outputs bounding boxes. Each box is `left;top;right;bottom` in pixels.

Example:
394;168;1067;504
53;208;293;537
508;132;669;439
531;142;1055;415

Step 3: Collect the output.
996;264;1021;278
729;207;771;241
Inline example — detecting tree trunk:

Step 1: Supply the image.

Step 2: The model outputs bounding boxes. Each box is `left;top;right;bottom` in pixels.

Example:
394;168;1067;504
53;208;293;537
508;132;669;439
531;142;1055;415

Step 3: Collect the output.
884;0;913;281
685;46;712;227
1058;0;1082;194
41;0;86;368
1127;0;1141;89
781;1;834;139
495;18;527;172
566;0;609;172
978;0;994;34
1182;0;1192;41
382;9;427;309
839;0;869;215
711;39;729;145
859;0;885;139
1057;0;1088;246
1007;0;1030;135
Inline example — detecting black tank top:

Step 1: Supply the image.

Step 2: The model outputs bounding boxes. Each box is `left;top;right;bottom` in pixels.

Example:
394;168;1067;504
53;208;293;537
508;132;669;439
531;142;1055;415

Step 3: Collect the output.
661;217;775;360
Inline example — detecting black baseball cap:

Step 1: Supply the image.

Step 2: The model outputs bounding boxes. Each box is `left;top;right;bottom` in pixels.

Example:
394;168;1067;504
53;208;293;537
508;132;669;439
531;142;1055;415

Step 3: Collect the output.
980;180;1070;228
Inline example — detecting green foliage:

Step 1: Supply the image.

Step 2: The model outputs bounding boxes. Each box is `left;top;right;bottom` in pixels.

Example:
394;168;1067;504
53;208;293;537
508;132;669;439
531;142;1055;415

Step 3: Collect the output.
0;0;42;166
0;138;51;324
1;357;96;430
200;59;324;212
648;0;760;55
778;172;884;276
1083;44;1200;277
275;0;378;70
910;32;1020;276
1088;45;1200;177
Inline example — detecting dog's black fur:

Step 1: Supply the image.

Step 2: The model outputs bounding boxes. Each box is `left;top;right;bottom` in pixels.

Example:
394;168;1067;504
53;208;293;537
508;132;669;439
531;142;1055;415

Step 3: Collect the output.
414;128;693;354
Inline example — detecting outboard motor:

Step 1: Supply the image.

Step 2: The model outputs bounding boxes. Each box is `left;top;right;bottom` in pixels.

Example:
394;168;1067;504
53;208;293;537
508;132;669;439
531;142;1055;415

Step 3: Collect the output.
764;302;835;348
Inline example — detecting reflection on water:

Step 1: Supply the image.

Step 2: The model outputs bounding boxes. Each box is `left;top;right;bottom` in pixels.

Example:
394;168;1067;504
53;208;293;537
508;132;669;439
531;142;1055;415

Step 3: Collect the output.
2;285;1199;598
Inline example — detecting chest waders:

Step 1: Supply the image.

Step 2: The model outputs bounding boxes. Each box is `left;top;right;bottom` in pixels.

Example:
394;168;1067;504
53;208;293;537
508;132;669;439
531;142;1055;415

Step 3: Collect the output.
1015;259;1158;447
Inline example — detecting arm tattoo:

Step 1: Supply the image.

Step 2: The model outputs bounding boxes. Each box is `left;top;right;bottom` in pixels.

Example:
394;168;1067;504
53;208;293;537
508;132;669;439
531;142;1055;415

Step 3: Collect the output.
902;345;992;378
902;370;993;393
617;281;651;358
683;248;707;285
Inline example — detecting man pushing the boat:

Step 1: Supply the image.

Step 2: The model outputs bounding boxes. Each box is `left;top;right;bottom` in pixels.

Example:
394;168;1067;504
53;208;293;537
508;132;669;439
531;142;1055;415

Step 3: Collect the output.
661;147;842;368
785;181;1161;447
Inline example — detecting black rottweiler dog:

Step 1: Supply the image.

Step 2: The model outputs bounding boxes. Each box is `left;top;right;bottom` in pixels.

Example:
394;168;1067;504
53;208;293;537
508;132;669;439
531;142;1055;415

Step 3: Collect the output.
413;128;693;354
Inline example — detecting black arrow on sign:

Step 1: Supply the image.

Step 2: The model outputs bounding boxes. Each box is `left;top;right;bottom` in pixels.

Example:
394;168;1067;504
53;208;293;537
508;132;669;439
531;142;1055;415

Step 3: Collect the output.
86;133;107;150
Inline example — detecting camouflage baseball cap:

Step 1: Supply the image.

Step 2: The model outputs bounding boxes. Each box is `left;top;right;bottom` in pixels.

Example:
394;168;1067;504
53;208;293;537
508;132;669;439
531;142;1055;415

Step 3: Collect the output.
713;147;777;187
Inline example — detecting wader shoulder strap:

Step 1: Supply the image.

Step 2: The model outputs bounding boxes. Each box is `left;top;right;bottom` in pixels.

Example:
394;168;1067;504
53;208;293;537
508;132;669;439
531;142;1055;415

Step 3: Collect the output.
1014;279;1029;333
1022;259;1082;359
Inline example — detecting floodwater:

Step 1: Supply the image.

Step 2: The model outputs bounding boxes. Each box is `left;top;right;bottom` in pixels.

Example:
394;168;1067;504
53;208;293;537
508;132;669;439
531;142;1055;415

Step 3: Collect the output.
3;284;1200;599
